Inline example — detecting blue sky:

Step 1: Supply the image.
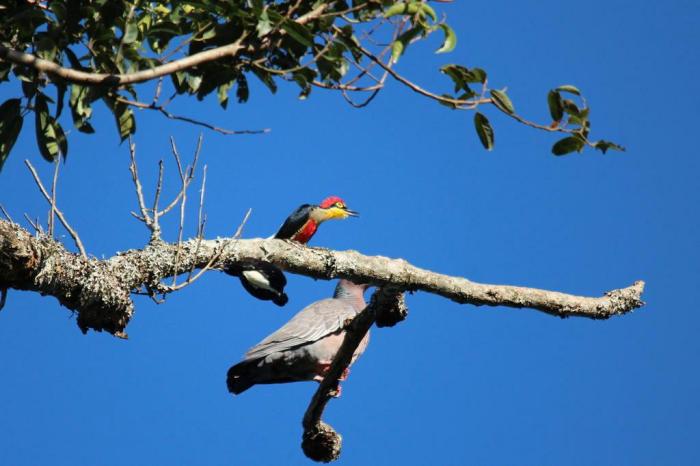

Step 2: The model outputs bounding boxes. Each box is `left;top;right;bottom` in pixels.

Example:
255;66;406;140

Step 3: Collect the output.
1;1;699;465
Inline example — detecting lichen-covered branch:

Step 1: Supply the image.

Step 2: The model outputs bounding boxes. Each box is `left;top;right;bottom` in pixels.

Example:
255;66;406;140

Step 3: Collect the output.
0;219;645;338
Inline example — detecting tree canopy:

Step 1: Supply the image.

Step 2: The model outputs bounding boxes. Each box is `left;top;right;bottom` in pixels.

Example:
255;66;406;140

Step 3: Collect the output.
0;0;623;170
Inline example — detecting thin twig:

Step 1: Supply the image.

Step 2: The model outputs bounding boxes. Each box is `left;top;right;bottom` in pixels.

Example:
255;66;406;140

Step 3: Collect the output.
151;77;164;106
151;160;165;239
24;160;87;257
170;136;203;286
23;213;41;233
164;207;251;292
197;165;207;237
48;157;60;237
0;204;14;223
128;139;152;224
115;96;270;135
184;164;208;282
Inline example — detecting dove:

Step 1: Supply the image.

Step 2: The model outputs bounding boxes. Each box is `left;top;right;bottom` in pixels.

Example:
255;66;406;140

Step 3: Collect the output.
227;279;370;395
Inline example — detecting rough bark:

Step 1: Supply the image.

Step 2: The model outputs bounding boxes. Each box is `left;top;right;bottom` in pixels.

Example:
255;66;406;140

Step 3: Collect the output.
0;219;645;337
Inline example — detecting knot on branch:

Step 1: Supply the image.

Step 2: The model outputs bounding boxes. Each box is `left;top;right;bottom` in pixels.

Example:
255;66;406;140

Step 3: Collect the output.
374;289;408;327
302;421;342;463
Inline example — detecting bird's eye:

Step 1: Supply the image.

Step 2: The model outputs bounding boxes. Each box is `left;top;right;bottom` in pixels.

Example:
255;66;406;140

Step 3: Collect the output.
335;202;344;208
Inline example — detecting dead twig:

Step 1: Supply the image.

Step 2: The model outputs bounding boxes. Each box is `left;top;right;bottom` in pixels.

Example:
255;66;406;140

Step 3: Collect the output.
0;204;14;223
24;160;87;257
23;213;41;233
163;207;252;292
48;158;59;237
115;96;270;136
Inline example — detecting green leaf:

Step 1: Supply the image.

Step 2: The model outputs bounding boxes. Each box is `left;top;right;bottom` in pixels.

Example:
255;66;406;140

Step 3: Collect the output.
35;34;58;61
34;94;67;162
391;26;424;63
55;82;67;119
547;90;563;121
561;99;581;117
551;136;584;156
384;2;420;18
436;24;457;54
187;74;203;94
281;20;314;48
0;99;24;171
593;140;625;154
420;4;438;22
556;84;581;96
251;68;277;94
217;81;233;109
122;17;139;44
171;71;188;94
474;112;494;151
292;68;316;100
391;40;405;64
256;10;273;37
235;74;249;103
104;98;136;142
490;89;514;114
440;65;486;93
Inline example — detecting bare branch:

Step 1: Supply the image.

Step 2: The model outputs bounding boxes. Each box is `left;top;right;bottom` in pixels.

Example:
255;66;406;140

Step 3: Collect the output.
23;213;41;233
48;158;59;237
150;160;165;238
168;136;204;287
197;165;208;238
115;96;270;136
163;207;251;293
24;160;87;257
0;204;14;223
128;140;153;226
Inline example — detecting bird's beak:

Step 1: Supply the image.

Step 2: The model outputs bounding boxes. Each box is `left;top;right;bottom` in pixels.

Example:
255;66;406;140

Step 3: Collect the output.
344;208;359;217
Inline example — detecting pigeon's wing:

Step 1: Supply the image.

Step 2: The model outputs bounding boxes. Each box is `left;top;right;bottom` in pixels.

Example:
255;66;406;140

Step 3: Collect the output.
274;204;314;239
244;298;357;360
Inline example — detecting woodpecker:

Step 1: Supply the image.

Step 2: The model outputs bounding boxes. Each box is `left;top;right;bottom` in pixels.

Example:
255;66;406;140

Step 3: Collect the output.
274;196;358;243
235;196;358;306
227;279;370;395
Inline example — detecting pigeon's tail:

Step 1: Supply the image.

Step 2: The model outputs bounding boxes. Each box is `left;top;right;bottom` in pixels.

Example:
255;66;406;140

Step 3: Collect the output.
227;360;257;395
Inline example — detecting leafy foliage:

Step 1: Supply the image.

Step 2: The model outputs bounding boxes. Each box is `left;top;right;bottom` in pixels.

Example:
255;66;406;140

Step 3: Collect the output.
0;0;624;168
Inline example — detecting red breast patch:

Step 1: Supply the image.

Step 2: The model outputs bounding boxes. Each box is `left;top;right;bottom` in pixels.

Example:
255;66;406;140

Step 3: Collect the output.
292;220;318;243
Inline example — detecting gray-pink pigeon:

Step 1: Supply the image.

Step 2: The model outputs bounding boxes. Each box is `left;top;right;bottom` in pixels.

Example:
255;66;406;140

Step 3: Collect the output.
227;279;370;395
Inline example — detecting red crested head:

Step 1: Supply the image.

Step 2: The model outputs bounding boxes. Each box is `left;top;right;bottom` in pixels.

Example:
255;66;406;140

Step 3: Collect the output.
319;196;346;209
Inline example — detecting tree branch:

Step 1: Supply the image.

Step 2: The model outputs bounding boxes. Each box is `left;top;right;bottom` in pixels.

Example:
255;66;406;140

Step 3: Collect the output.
0;5;329;87
0;38;246;86
301;288;403;462
0;219;645;338
24;160;87;257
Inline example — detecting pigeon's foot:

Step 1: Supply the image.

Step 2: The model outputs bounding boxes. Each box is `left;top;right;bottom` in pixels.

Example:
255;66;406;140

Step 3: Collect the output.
314;363;345;397
330;385;342;398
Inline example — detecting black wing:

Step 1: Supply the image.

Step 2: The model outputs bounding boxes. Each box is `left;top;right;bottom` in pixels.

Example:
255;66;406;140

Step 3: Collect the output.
274;204;315;239
226;260;288;306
